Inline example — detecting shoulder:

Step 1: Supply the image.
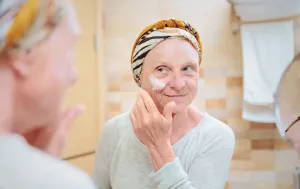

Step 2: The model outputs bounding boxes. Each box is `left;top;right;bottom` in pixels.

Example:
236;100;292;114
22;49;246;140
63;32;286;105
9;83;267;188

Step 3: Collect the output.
37;160;96;189
203;114;235;139
95;111;132;151
0;135;95;189
101;111;131;137
197;113;236;152
105;111;131;126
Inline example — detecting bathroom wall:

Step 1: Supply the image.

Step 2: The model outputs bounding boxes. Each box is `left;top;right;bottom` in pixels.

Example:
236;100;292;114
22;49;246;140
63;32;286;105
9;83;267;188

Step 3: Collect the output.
102;0;300;188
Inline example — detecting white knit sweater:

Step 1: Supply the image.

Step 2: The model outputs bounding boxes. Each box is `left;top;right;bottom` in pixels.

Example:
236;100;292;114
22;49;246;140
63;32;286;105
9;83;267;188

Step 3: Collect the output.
92;112;235;189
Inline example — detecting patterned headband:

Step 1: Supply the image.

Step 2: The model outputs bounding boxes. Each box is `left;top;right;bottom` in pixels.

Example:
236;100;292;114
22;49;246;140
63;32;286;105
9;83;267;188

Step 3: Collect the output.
0;0;60;53
130;19;203;86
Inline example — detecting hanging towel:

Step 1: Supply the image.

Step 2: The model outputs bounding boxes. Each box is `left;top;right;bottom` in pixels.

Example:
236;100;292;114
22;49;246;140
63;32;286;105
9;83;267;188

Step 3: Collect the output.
241;21;295;122
243;102;276;123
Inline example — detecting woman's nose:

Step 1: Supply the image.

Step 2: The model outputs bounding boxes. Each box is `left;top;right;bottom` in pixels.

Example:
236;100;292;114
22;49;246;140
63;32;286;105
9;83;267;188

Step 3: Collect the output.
168;73;185;91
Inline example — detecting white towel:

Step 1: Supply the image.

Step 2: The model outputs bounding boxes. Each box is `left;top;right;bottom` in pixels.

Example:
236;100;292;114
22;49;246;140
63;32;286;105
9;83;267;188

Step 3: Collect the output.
241;21;295;123
243;102;276;123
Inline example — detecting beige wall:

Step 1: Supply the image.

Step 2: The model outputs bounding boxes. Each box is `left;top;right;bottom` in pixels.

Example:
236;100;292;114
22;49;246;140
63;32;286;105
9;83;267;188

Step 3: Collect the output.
102;0;299;188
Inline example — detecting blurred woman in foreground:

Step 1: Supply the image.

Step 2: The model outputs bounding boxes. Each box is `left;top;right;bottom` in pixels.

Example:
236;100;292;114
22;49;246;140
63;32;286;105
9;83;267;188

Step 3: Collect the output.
0;0;95;188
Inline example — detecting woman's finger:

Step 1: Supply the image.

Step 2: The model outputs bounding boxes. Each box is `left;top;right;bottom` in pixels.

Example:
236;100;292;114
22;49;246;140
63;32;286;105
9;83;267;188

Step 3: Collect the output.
130;110;136;126
140;90;158;114
60;104;86;132
132;105;140;125
136;95;149;117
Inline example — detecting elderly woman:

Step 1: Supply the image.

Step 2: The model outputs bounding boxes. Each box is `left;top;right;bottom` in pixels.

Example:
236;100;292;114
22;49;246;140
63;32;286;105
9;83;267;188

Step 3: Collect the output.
0;0;95;188
93;19;235;189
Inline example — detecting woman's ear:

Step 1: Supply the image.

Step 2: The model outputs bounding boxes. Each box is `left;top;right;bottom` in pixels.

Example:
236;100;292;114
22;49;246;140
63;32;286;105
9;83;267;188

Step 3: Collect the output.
9;50;32;77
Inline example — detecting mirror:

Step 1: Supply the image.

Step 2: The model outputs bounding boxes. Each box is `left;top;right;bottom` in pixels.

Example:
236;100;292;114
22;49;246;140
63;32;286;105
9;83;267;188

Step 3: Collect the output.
274;55;300;140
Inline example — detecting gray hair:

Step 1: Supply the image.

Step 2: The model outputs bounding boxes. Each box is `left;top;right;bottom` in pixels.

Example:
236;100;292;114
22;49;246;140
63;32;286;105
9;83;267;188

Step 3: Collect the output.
0;0;68;54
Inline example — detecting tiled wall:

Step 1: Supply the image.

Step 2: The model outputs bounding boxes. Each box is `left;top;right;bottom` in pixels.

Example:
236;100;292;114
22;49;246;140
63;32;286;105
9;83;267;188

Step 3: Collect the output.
102;0;300;188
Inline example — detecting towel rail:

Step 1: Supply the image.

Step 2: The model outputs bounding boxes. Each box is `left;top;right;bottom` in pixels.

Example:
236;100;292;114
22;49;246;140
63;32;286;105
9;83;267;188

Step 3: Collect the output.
230;5;300;34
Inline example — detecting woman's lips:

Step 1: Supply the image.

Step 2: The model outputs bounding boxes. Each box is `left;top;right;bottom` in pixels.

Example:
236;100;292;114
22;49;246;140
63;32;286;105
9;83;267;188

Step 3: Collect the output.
164;94;186;97
163;94;187;101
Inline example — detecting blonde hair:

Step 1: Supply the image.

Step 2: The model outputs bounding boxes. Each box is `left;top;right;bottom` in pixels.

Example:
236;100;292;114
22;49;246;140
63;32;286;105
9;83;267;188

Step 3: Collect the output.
0;0;68;54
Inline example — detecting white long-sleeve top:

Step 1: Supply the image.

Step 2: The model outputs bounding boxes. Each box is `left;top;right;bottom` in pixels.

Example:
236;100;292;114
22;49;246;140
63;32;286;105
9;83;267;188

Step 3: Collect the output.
0;134;96;189
92;111;235;189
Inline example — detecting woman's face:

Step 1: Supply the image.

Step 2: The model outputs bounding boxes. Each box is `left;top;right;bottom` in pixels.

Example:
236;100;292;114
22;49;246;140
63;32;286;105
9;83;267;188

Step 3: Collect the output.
140;37;200;113
13;3;81;130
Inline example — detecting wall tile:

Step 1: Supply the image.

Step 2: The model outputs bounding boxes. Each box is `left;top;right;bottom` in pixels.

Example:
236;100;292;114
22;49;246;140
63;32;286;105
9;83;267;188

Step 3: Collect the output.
206;108;228;121
120;82;140;92
275;170;294;184
252;182;276;189
199;68;204;78
203;65;243;78
228;171;252;182
275;150;299;171
251;150;275;170
108;82;120;91
121;100;135;112
233;140;252;160
205;99;226;109
252;139;275;150
203;78;227;99
275;140;294;150
250;122;276;129
230;160;253;171
228;109;242;118
234;130;250;140
251;171;276;182
227;118;250;133
227;77;243;87
227;86;243;98
276;183;294;189
227;96;243;109
122;74;135;82
107;103;120;112
107;92;121;103
249;129;278;140
203;86;228;99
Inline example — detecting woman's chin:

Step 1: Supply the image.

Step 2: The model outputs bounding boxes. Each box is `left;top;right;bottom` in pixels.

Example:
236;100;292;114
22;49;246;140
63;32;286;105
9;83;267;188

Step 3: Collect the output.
154;98;190;114
171;104;189;114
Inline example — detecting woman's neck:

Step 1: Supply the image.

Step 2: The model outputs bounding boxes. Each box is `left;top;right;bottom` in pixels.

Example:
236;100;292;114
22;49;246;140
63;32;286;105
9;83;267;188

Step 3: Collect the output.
170;105;203;144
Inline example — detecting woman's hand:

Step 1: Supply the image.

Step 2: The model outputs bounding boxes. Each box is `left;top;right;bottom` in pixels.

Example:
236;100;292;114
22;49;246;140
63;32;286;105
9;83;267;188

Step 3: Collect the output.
24;105;85;158
130;90;175;148
130;90;176;171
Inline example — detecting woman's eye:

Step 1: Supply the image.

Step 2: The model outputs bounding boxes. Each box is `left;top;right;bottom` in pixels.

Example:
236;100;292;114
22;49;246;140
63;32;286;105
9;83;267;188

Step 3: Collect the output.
183;66;192;71
157;67;167;73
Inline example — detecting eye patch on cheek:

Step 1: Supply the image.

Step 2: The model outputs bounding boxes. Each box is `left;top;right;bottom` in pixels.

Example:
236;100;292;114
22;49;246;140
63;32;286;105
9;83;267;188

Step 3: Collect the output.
148;75;166;91
148;74;195;91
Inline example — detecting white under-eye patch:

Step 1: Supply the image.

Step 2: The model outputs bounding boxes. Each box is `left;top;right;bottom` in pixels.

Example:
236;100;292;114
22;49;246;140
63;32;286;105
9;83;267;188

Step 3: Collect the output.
148;75;166;91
